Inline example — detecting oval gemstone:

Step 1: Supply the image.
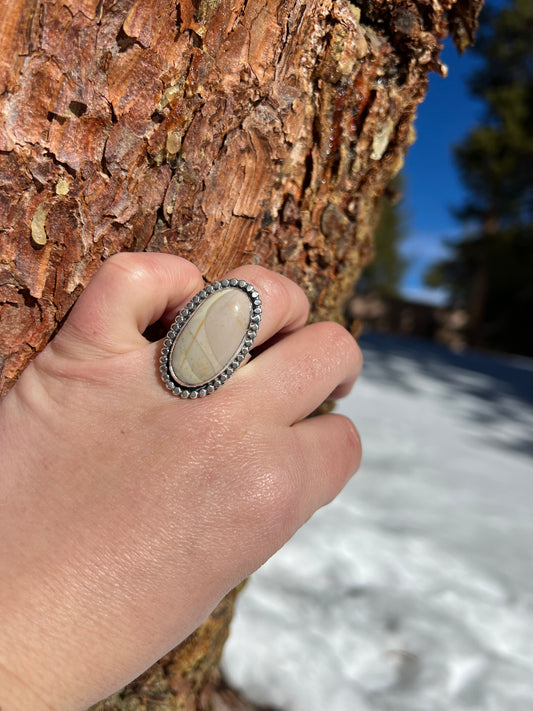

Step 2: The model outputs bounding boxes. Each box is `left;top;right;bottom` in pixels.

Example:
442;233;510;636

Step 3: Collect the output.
169;287;252;387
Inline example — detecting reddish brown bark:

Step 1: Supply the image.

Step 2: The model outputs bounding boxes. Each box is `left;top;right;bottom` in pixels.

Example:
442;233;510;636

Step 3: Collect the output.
0;0;482;708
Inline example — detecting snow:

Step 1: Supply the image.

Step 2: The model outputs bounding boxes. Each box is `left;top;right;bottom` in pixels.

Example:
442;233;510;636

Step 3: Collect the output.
221;333;533;711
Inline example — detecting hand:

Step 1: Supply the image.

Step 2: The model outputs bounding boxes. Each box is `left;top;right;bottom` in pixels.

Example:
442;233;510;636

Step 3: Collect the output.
0;253;362;711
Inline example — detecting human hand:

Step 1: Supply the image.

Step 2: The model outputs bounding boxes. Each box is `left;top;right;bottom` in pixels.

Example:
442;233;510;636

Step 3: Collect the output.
0;253;362;711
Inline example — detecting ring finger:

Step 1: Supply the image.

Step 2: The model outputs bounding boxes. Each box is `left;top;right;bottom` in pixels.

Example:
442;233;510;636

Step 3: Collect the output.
234;320;363;424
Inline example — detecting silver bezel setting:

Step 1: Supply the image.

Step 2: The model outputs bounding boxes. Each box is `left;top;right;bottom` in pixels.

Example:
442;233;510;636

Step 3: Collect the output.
159;279;262;398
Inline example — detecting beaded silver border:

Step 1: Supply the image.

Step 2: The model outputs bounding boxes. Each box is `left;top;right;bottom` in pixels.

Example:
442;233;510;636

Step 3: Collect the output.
159;278;262;398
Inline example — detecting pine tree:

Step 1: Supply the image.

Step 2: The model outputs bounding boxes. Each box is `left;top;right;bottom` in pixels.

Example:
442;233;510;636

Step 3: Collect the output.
425;0;533;355
358;176;409;297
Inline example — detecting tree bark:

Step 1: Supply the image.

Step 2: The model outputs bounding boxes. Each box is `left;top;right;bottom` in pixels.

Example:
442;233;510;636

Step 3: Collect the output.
0;0;482;708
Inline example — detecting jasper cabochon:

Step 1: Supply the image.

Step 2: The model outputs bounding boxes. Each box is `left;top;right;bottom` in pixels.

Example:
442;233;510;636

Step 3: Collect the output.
170;288;252;387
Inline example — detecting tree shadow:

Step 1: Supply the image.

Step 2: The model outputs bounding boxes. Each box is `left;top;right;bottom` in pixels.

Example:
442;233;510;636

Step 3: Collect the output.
357;331;533;458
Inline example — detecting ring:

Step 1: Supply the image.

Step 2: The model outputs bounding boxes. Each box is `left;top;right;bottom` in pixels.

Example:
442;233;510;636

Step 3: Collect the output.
159;278;262;398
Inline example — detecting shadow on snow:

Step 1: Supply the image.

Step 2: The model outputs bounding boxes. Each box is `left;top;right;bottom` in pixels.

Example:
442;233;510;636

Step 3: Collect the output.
357;331;533;458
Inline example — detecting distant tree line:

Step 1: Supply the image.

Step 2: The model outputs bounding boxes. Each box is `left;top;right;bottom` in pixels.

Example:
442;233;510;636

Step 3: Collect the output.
357;175;408;297
426;0;533;356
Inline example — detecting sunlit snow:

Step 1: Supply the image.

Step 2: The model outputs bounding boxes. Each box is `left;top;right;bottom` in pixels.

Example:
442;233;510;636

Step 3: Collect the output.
222;333;533;711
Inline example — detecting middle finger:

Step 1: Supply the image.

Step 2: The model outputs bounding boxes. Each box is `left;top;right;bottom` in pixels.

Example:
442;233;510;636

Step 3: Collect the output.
234;320;363;425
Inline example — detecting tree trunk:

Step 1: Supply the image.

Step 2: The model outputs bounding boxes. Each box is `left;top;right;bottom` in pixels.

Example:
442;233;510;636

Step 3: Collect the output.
0;0;482;708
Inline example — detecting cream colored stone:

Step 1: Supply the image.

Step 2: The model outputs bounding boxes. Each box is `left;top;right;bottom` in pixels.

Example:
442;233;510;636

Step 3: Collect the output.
170;288;251;386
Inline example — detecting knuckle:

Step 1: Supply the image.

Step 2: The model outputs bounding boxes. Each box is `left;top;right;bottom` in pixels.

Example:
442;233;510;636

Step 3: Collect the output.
271;271;309;311
227;264;271;287
241;264;273;280
279;272;310;311
329;415;362;484
233;441;303;539
231;265;309;310
261;479;302;544
103;252;151;285
104;252;134;270
315;321;362;366
337;414;362;462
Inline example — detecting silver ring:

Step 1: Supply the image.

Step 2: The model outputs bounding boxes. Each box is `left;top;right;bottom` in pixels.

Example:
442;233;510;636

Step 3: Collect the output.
159;279;262;398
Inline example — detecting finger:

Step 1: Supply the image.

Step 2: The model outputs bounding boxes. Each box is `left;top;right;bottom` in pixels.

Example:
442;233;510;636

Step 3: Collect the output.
161;265;310;348
228;414;362;570
236;321;363;424
223;266;310;347
56;253;204;355
289;413;362;514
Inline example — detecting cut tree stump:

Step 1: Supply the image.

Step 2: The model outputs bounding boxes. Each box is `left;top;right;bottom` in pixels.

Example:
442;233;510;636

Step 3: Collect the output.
0;0;482;708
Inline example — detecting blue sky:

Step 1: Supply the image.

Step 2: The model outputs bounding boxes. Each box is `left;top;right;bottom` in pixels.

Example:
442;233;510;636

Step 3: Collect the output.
400;37;484;304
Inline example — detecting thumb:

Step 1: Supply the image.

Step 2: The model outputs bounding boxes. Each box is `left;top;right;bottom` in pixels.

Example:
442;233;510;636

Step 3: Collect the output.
55;253;204;357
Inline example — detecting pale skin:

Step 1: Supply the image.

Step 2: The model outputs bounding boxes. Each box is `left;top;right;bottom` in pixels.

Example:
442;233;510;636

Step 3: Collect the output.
0;253;362;711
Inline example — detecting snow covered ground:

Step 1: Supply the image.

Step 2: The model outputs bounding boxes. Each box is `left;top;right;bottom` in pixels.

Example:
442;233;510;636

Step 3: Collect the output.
221;333;533;711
